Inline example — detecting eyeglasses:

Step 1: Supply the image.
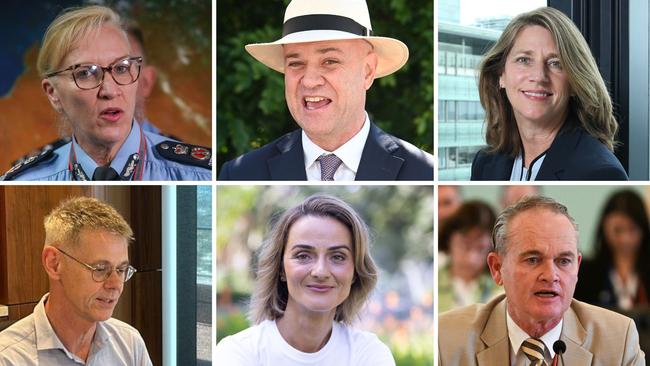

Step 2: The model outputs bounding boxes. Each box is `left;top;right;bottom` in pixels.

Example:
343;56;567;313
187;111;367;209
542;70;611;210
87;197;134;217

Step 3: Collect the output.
45;56;143;90
54;246;137;283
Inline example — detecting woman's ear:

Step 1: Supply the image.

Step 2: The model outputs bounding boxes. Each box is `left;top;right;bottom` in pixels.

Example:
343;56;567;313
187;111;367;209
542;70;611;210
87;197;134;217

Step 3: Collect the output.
42;79;63;113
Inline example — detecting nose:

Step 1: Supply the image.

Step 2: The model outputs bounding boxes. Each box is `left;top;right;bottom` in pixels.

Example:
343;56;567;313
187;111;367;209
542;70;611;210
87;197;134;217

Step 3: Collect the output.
104;269;124;290
310;257;330;279
529;62;549;83
301;64;325;89
538;259;559;283
97;72;122;99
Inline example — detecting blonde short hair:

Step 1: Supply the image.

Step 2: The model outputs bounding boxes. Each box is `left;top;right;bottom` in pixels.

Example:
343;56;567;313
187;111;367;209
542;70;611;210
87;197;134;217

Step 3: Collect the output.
37;5;124;76
478;7;618;156
44;196;133;247
249;195;378;325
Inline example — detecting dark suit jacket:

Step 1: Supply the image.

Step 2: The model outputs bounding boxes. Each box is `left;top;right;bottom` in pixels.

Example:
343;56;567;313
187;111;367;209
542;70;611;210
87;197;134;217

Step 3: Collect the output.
471;125;628;181
218;123;434;180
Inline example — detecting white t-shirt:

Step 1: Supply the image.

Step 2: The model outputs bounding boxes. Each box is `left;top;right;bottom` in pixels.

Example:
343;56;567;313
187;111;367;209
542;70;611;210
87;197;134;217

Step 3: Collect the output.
215;319;395;366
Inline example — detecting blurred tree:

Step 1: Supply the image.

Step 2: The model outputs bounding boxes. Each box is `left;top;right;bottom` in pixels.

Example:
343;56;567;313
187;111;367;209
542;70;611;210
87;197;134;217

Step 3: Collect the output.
216;0;434;172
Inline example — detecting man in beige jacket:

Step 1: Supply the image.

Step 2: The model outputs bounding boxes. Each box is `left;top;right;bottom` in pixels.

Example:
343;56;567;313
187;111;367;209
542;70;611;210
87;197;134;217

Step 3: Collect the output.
438;196;645;365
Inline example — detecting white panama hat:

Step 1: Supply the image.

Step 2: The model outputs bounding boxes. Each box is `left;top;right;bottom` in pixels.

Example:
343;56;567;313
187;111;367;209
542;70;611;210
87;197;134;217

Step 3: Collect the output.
244;0;409;78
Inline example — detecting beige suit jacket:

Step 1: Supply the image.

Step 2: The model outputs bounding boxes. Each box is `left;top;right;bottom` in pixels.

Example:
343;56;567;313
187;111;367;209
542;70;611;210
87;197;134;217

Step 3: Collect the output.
438;294;645;365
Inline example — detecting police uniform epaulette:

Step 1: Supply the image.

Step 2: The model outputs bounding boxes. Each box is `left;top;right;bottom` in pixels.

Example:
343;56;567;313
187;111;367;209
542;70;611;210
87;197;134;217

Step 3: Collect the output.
1;149;55;181
155;141;211;169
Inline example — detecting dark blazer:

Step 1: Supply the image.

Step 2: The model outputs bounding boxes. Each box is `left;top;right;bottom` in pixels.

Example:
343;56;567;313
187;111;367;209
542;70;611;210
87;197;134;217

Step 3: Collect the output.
575;259;649;309
218;123;434;180
471;125;628;181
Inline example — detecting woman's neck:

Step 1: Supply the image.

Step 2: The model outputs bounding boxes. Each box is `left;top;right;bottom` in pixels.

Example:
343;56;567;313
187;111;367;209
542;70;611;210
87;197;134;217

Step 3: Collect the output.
517;113;567;168
75;136;123;166
276;302;336;353
613;254;637;282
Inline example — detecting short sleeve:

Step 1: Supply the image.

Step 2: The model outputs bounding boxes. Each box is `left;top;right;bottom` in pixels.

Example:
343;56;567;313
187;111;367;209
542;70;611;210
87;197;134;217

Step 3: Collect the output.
215;335;257;365
353;334;396;366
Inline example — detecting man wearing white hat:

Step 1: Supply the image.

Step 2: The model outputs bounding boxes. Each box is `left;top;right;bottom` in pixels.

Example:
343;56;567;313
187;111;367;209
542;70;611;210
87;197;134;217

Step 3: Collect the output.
219;0;434;181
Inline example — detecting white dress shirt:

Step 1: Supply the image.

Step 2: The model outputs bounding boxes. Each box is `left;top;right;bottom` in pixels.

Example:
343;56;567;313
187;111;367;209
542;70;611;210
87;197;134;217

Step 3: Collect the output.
507;309;562;365
302;114;370;181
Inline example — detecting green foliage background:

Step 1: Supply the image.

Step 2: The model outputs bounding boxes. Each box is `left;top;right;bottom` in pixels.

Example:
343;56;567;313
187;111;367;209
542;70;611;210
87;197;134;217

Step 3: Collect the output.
216;0;434;170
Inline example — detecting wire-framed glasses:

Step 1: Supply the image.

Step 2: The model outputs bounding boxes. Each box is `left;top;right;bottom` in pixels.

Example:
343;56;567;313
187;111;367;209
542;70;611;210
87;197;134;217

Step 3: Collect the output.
45;56;143;90
54;246;137;283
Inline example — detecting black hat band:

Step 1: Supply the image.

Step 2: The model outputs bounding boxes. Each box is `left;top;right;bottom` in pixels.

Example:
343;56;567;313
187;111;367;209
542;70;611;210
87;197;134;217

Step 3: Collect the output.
283;14;373;37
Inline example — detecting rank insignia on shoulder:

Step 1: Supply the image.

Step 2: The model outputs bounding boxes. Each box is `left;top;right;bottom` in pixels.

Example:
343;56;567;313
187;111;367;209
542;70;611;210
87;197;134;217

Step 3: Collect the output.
156;141;211;169
1;149;54;181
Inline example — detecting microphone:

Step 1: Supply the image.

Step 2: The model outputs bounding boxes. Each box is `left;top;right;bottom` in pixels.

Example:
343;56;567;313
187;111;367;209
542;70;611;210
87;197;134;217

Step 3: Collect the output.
552;340;566;366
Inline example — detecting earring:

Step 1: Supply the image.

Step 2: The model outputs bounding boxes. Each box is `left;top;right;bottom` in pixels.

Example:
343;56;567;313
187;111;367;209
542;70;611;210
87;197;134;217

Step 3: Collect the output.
280;274;286;281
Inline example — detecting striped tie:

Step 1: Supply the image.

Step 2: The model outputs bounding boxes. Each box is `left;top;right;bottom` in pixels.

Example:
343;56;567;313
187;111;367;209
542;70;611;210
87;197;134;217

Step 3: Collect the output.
521;338;547;366
317;154;343;181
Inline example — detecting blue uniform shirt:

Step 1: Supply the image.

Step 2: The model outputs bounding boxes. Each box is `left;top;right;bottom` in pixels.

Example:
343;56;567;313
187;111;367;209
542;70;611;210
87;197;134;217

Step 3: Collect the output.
2;122;211;181
139;118;161;135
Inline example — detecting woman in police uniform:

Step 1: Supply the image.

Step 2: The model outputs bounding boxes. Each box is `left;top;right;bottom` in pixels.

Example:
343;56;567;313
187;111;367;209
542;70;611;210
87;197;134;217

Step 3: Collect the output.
2;6;211;181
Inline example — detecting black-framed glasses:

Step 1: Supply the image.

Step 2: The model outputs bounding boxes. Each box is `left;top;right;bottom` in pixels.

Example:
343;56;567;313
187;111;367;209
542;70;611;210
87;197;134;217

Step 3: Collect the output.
54;246;137;283
45;56;143;90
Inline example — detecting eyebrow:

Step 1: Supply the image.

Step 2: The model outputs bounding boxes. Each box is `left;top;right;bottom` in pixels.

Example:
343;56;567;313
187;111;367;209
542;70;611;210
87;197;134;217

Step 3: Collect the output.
92;259;130;267
73;54;131;67
289;244;352;252
285;47;343;60
518;249;576;259
512;49;560;58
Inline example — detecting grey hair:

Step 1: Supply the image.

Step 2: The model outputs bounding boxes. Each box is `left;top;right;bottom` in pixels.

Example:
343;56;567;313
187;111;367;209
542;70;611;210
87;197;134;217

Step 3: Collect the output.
492;196;578;255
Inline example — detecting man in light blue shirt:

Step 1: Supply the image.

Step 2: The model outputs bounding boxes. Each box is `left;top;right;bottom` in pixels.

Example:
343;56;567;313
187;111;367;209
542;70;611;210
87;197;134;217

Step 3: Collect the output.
0;197;153;365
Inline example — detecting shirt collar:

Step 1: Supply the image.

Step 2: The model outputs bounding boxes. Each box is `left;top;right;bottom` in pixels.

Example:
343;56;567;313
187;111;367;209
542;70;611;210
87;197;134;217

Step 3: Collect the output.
72;121;141;177
34;293;112;361
506;308;562;359
302;113;371;174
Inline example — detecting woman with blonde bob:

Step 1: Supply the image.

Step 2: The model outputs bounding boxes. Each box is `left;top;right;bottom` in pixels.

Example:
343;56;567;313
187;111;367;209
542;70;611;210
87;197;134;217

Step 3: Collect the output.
216;195;395;365
471;7;627;181
1;5;210;181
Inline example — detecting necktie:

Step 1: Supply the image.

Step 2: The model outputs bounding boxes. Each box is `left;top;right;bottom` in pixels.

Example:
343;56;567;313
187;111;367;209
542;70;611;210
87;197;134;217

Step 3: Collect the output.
92;166;120;181
521;338;548;366
317;154;343;181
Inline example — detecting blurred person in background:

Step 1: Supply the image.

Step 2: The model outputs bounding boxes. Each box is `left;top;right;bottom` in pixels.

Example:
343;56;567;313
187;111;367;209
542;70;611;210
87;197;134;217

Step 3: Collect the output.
215;195;395;365
1;5;210;181
438;185;463;227
575;190;650;310
438;201;502;313
125;21;159;135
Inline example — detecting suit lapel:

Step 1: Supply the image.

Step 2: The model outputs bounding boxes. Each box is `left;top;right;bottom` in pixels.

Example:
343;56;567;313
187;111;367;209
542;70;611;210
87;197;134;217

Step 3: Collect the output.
536;124;581;180
477;298;510;365
483;154;514;180
267;130;307;180
560;304;593;364
355;123;404;180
